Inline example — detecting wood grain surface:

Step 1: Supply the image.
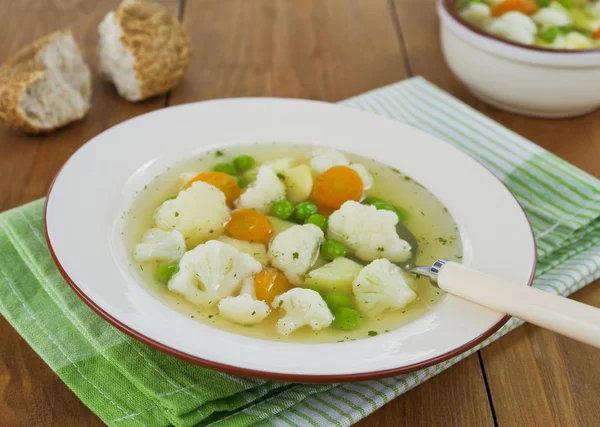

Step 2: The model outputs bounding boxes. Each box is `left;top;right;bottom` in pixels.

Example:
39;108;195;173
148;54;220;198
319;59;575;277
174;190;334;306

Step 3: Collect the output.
0;0;598;425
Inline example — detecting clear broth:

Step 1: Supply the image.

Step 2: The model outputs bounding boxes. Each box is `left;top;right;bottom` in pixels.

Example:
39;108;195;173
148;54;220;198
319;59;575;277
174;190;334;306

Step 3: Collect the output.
124;143;462;343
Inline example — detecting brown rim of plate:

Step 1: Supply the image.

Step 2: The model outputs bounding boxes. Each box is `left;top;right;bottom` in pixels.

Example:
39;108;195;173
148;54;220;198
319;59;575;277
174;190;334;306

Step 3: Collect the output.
44;150;538;384
443;0;600;54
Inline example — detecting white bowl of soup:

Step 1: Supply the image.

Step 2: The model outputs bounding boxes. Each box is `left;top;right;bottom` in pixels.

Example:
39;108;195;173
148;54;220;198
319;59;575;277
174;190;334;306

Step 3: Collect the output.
438;0;600;118
45;98;536;381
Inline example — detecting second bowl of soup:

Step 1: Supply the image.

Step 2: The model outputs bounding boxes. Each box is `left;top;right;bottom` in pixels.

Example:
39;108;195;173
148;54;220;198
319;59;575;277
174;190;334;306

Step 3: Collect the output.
439;0;600;118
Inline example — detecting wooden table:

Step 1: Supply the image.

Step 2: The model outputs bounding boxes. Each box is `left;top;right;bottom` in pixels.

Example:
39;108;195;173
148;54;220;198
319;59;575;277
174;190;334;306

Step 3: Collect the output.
1;0;599;425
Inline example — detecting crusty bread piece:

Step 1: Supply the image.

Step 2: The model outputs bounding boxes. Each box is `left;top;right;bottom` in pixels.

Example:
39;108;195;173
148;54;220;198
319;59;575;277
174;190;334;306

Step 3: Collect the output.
98;0;192;102
0;31;91;134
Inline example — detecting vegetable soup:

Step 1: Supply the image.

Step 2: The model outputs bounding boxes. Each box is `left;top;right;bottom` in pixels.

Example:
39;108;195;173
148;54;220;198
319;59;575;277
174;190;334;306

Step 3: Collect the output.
124;143;462;343
457;0;600;49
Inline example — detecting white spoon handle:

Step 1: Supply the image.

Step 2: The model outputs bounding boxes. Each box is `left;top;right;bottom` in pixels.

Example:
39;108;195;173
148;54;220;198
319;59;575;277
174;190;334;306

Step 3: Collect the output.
437;261;600;348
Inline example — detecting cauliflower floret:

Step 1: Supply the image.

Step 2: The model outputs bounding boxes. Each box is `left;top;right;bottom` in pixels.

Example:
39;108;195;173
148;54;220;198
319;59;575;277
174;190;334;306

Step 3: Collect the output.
134;228;186;263
168;240;262;306
327;201;411;262
553;32;593;49
239;277;256;298
268;224;325;285
272;288;334;335
352;259;416;318
349;164;373;190
236;166;286;212
155;181;230;248
460;3;491;24
487;12;537;45
218;293;271;325
532;7;571;28
310;148;349;174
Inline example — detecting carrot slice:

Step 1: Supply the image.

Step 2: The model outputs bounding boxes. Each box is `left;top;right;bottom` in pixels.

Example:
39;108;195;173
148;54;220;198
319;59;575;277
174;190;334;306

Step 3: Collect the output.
491;0;538;17
254;268;291;304
312;165;363;210
185;172;240;206
225;209;273;244
594;28;600;39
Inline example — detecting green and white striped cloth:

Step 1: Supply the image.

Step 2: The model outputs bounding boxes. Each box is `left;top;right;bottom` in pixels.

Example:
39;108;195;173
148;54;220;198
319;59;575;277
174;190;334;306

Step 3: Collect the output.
0;77;599;427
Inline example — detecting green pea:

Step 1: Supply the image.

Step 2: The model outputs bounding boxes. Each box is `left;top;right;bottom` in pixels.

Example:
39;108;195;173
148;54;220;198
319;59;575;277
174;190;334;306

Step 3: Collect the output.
232;175;248;188
373;201;407;222
333;307;361;331
321;239;346;261
233;154;255;172
293;202;318;221
361;196;385;205
156;262;179;284
306;214;327;231
540;26;561;43
271;200;294;219
213;163;237;175
323;292;353;312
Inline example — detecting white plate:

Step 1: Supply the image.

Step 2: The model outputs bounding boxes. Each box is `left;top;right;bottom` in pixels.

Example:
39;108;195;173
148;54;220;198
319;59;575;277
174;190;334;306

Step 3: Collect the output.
45;98;536;382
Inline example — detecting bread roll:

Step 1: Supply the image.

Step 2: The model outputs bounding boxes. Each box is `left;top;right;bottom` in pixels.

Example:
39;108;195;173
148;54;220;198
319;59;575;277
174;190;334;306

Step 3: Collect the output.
0;31;91;134
98;0;192;102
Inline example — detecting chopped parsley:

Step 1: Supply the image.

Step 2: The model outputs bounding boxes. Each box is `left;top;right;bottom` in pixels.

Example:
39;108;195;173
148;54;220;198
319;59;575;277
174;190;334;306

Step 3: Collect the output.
437;237;448;245
377;247;384;252
292;252;299;260
251;311;256;316
208;315;214;319
277;173;286;180
215;150;224;157
368;331;378;337
175;212;179;217
209;229;214;233
278;300;283;307
415;274;421;279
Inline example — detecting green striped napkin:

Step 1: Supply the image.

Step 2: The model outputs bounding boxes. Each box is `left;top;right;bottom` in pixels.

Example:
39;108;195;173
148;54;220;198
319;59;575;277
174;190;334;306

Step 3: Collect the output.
1;77;599;427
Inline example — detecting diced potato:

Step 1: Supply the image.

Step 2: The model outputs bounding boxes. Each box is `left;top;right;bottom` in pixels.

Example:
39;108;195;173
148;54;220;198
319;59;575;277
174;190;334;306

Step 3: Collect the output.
266;158;296;174
311;256;328;270
284;165;314;204
267;216;296;236
304;257;363;293
217;236;268;265
245;159;296;184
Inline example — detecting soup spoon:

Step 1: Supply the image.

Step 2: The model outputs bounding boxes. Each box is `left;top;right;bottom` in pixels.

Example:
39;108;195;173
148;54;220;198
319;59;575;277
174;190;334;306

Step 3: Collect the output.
395;223;600;348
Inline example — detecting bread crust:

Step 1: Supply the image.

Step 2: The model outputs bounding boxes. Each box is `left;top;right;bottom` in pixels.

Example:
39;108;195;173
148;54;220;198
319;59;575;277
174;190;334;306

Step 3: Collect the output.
0;32;66;134
116;0;192;100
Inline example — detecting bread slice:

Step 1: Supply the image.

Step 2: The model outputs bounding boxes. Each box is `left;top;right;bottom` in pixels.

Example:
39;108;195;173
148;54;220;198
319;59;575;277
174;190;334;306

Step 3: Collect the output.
98;0;192;102
0;31;91;134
